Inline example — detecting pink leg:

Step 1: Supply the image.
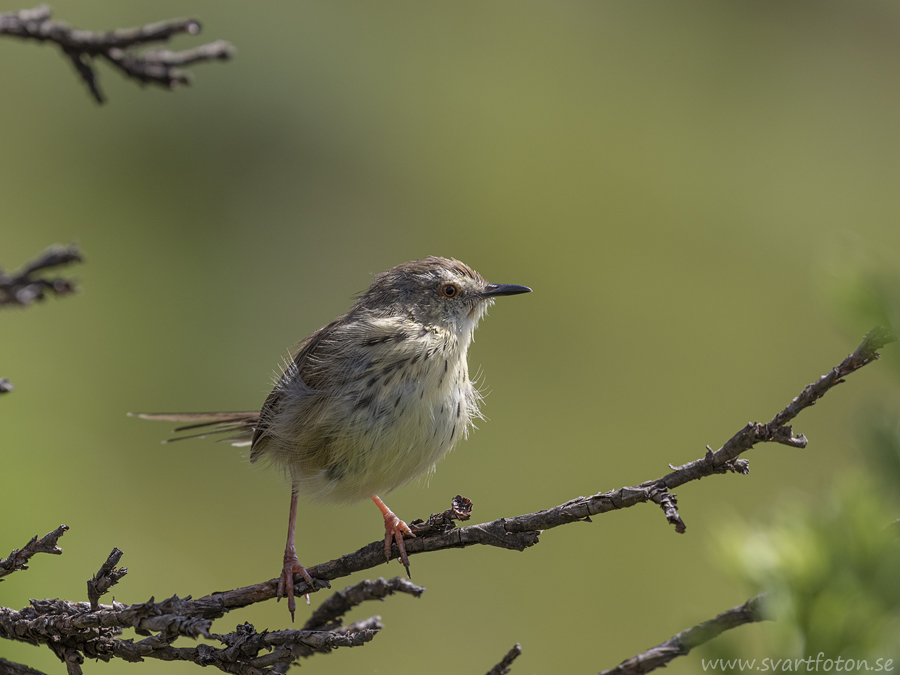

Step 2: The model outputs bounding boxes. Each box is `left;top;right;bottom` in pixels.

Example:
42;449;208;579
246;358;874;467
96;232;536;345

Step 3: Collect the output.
372;495;414;576
277;486;314;621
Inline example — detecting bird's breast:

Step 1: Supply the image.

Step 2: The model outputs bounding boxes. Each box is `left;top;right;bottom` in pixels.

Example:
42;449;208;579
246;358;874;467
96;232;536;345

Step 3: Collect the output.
276;327;480;503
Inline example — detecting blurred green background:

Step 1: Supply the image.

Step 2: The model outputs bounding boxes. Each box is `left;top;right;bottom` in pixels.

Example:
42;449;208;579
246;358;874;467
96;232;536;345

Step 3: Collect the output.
3;1;900;673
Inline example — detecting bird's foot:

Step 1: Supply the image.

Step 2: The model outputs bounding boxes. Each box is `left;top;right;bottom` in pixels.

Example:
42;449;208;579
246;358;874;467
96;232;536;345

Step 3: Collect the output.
277;549;314;622
382;509;415;576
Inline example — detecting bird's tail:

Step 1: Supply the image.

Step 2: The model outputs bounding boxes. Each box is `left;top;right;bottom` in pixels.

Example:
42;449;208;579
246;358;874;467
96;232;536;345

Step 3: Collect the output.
128;411;260;447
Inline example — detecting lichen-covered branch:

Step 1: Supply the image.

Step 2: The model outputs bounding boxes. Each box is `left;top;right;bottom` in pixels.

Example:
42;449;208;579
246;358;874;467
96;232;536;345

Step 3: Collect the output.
87;548;127;610
598;595;768;675
0;5;234;103
0;531;419;674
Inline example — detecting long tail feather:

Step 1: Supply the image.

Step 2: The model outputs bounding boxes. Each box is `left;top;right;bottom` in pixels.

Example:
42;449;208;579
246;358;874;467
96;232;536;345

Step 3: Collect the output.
129;411;259;446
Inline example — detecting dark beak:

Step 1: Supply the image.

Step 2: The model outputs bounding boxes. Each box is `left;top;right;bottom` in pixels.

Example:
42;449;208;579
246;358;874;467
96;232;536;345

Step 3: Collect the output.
481;283;532;297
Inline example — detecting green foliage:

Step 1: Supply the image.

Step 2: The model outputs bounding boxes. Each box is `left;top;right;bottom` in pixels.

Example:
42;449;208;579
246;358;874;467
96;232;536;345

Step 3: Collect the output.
823;265;900;339
716;476;900;660
819;245;900;379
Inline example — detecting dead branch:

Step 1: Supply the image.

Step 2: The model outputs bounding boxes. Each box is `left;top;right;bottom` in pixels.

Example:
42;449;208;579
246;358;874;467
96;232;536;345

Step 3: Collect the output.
87;548;127;610
0;5;234;103
0;244;81;308
0;531;420;675
598;595;768;675
303;577;424;631
486;643;522;675
447;325;897;543
0;524;67;581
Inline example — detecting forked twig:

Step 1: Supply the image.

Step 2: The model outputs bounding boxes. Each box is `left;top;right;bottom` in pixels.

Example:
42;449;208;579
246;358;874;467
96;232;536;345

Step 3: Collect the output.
0;5;234;102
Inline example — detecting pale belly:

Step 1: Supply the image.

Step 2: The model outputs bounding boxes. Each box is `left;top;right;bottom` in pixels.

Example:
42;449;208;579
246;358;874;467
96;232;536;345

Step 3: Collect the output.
278;353;476;504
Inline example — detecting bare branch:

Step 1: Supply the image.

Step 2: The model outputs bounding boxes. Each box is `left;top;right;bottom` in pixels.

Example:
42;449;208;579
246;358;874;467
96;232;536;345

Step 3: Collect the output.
0;244;82;308
0;537;417;674
598;595;769;675
486;643;522;675
452;326;897;540
0;5;234;103
0;525;68;581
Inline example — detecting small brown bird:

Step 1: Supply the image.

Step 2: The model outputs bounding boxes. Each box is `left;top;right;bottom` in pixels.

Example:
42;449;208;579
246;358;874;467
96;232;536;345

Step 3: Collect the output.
134;256;531;618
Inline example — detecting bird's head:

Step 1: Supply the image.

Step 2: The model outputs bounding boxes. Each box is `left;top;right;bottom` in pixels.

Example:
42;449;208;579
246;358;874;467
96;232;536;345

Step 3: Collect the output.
357;256;531;336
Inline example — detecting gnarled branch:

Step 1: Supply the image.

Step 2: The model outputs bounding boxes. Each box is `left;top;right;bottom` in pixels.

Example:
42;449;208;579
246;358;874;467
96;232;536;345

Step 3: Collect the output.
0;532;421;675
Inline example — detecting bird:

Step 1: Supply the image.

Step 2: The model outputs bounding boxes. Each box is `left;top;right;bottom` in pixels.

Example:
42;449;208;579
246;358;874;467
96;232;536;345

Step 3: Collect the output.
133;256;531;618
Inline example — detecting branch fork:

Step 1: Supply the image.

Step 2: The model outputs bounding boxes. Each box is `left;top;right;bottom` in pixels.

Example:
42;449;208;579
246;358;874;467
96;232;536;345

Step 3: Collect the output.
0;5;234;103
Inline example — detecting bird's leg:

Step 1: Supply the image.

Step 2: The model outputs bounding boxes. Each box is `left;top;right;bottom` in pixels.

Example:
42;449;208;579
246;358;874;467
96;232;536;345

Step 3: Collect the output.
372;494;414;576
277;486;314;621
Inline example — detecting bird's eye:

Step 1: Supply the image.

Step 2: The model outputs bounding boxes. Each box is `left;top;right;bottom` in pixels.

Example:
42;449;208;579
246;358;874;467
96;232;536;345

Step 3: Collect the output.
442;283;458;298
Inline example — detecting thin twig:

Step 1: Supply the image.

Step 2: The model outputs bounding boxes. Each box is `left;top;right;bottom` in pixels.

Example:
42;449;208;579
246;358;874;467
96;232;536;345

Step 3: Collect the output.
469;326;897;540
303;577;424;631
0;244;83;392
0;525;68;581
0;244;81;308
486;643;522;675
0;5;234;103
598;595;769;675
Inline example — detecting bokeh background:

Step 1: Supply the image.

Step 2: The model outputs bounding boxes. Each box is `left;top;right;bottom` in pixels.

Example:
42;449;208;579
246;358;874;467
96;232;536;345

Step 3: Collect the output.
3;2;900;673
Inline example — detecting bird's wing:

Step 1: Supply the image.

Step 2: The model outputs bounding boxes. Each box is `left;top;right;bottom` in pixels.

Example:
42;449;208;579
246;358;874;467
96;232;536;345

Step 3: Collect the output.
249;316;346;457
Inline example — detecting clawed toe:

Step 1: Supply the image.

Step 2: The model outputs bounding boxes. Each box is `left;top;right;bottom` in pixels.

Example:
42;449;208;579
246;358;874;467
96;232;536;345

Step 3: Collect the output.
372;495;415;575
382;511;414;574
277;549;314;621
